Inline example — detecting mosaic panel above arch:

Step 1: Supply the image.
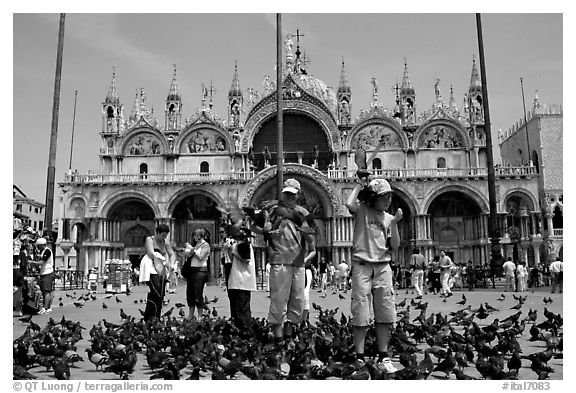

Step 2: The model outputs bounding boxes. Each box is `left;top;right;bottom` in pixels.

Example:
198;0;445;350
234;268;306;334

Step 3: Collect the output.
417;124;465;149
351;123;403;151
123;132;164;156
242;101;339;154
179;128;229;154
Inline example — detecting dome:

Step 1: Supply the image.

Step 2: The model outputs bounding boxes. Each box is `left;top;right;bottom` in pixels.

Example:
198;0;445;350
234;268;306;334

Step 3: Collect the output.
294;73;338;115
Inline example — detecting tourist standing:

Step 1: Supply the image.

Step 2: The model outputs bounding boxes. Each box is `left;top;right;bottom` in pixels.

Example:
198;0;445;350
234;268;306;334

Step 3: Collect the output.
337;259;349;291
438;250;454;297
226;238;257;330
30;238;55;314
410;247;426;299
502;257;516;292
184;228;211;320
345;176;402;374
516;261;528;292
253;178;316;345
319;256;328;293
549;257;563;293
139;224;175;321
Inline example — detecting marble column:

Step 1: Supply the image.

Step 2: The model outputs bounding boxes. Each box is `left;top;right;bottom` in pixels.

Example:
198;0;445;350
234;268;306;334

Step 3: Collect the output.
546;212;554;237
533;243;541;266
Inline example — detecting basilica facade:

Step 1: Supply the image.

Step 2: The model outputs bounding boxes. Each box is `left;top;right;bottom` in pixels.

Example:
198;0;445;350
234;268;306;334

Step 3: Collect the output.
57;40;559;280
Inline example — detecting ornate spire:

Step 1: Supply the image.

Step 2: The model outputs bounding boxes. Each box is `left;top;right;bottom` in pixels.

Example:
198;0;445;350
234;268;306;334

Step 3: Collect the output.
106;67;119;104
167;64;180;101
293;28;304;73
533;89;541;109
400;58;415;95
338;58;351;93
469;55;482;93
449;84;457;110
228;61;242;97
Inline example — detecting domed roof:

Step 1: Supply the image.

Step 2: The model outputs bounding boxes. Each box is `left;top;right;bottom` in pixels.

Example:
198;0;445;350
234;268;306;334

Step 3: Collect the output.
293;73;338;114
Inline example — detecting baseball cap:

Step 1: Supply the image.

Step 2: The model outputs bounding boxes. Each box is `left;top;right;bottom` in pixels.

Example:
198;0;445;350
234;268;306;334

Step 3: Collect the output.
369;178;393;195
35;238;47;245
282;178;301;194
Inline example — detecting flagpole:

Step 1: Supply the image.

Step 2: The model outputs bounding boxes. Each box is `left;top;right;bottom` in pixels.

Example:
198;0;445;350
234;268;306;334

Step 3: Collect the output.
44;13;65;241
520;77;533;166
475;13;502;279
276;13;284;200
68;90;78;170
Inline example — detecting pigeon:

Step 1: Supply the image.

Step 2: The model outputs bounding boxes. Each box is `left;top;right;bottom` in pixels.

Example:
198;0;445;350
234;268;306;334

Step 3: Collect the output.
53;360;71;380
507;351;522;373
456;294;467;305
497;293;506;301
102;302;108;309
484;302;499;312
175;302;186;308
178;308;186;318
339;293;346;300
85;349;109;370
64;350;84;365
59;301;64;307
19;315;33;323
526;308;538;323
115;296;122;303
120;309;129;320
73;302;84;308
452;369;480;380
162;307;174;318
212;307;218;318
511;303;523;310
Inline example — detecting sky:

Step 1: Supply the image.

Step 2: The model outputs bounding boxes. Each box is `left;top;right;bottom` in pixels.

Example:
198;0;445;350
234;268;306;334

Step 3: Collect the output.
11;9;564;216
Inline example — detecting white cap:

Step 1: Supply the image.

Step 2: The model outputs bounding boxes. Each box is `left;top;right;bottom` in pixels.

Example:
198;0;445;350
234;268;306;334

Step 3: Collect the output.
282;178;301;194
35;237;47;245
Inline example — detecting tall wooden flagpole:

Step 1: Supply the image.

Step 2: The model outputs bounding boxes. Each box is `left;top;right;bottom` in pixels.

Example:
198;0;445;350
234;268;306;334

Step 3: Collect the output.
68;90;78;170
44;13;66;241
276;13;284;200
476;13;502;277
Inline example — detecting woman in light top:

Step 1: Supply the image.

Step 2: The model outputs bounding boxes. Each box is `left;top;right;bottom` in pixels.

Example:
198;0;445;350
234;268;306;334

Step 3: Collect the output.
184;228;211;320
140;224;175;321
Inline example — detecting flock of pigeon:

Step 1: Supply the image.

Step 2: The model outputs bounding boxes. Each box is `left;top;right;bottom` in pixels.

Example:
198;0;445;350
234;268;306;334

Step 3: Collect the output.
13;288;562;380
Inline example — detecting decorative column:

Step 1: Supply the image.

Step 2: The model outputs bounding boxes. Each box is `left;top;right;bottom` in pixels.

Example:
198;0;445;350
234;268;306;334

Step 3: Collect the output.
532;243;541;266
545;209;554;237
296;151;304;165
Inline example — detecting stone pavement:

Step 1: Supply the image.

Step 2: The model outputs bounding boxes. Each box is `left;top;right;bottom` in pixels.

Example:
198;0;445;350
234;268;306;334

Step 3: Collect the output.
13;281;563;380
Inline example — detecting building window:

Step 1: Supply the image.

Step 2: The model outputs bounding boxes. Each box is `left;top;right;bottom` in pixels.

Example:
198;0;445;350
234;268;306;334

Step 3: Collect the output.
437;157;447;168
16;204;22;211
372;158;382;170
35;207;38;214
139;163;148;180
39;221;43;231
29;206;32;212
33;221;37;230
200;161;209;175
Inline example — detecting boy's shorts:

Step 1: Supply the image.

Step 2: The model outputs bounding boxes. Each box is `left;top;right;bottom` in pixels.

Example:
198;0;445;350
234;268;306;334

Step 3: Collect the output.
268;264;305;325
350;260;396;326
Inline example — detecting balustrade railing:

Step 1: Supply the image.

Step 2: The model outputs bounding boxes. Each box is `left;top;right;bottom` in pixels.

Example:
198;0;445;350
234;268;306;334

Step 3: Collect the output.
62;165;537;184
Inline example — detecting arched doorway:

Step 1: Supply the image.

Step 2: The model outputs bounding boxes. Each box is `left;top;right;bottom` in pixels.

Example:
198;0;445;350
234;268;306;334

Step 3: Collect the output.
70;222;88;271
252;113;331;170
171;193;222;247
427;191;483;265
107;198;156;265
